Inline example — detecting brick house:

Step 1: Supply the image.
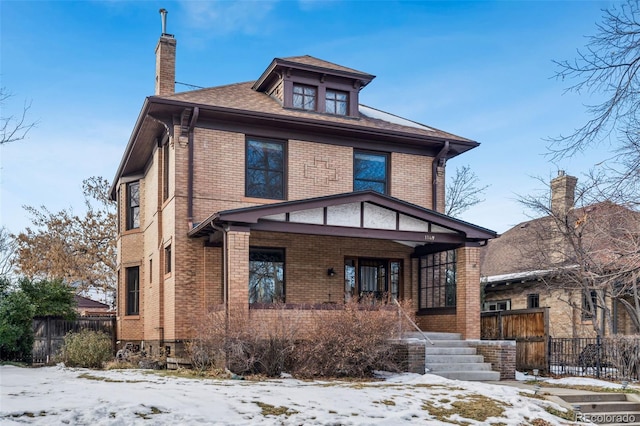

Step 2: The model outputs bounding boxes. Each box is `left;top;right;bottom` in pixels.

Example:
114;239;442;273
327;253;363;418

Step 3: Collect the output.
110;29;497;357
481;172;640;338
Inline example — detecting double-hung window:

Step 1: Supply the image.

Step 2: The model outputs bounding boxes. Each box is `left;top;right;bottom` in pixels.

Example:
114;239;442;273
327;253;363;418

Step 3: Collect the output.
126;266;140;315
293;84;317;111
354;151;389;194
126;181;140;230
325;89;348;115
246;138;285;199
249;248;285;304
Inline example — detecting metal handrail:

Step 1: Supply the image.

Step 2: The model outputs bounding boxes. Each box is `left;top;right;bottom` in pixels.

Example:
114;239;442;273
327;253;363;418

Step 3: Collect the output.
393;298;434;345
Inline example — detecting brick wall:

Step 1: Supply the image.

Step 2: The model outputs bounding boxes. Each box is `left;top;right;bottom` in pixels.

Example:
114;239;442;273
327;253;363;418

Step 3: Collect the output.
470;340;516;380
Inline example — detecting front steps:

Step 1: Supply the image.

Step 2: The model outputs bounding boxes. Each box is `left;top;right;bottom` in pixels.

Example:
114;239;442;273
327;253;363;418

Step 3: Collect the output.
557;393;640;425
403;331;501;381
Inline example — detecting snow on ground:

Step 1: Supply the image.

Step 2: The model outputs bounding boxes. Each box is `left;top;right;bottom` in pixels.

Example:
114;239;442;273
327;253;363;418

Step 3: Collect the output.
0;365;571;425
516;370;634;390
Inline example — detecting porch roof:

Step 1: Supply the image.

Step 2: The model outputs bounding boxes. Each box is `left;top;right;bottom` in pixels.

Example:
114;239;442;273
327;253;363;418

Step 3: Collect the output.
189;191;496;250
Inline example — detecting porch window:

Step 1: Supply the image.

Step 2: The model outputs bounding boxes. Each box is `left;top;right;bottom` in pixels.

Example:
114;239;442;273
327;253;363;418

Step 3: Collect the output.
246;139;286;200
126;266;139;315
527;293;539;309
354;151;388;194
249;247;285;304
126;181;140;230
418;250;456;311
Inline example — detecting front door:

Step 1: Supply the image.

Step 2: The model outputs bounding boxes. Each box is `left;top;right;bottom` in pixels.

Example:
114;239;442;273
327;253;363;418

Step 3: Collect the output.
344;258;401;302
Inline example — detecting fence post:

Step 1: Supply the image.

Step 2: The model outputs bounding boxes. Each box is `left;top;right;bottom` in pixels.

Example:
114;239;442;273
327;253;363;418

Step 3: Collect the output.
596;334;601;379
547;335;552;374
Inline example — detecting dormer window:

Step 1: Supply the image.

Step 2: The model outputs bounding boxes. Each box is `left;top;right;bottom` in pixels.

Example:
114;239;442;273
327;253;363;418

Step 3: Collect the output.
325;89;348;115
252;56;375;119
293;84;317;111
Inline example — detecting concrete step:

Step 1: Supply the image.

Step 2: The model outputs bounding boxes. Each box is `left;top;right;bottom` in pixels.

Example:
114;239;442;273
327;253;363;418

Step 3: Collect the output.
562;394;628;403
427;362;493;372
430;370;501;381
424;347;477;355
403;331;462;340
425;354;485;364
427;340;472;347
573;402;640;414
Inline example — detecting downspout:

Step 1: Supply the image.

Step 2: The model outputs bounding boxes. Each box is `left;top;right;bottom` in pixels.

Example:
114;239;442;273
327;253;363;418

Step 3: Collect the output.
187;107;200;228
432;141;449;211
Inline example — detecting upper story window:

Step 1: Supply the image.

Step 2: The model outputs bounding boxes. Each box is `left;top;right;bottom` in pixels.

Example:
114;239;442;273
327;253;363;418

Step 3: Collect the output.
126;181;140;230
293;84;316;111
325;89;348;115
354;151;388;194
163;142;170;202
527;293;540;309
246;138;286;200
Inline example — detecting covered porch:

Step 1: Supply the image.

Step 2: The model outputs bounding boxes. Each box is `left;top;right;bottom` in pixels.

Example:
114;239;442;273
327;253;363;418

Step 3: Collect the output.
189;191;496;339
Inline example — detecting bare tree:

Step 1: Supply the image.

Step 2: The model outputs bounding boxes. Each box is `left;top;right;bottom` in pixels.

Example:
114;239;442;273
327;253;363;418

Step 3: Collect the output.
0;227;16;280
445;165;489;218
550;0;640;203
14;177;116;304
1;88;36;145
519;180;640;337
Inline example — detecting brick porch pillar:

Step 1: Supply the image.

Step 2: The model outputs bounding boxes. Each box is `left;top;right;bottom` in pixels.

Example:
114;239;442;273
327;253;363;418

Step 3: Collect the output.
225;226;250;325
456;245;481;339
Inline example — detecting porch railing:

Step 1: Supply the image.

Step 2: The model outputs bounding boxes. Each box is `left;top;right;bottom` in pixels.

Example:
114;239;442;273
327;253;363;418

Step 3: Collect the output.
393;298;434;345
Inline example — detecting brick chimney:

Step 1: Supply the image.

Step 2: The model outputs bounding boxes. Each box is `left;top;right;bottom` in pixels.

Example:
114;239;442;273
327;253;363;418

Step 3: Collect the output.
155;9;176;96
550;170;577;216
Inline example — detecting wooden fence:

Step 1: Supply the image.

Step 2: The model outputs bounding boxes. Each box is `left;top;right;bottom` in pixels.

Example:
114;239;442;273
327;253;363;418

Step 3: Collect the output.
32;317;116;365
481;308;549;371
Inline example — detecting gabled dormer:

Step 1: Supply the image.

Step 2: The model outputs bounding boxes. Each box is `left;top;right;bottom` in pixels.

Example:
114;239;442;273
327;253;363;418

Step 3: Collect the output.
252;55;375;118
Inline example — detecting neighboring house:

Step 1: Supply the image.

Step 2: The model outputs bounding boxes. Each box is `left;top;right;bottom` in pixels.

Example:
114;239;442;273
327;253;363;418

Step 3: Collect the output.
74;295;113;317
481;172;640;338
110;28;496;357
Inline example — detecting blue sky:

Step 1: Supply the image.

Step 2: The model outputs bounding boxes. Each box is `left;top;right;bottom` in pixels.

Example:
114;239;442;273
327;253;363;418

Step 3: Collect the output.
1;0;617;235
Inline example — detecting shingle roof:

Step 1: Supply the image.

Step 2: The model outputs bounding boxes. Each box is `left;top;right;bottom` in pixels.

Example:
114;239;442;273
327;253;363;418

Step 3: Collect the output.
481;202;640;277
278;55;371;76
161;82;472;142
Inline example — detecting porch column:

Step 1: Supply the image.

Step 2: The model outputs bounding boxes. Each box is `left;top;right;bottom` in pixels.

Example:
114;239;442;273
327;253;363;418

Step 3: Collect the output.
456;245;481;339
226;226;250;319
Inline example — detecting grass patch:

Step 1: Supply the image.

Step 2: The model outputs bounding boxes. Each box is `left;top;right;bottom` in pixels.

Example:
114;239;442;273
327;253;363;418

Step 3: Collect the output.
422;394;508;424
254;401;299;417
374;399;396;406
519;391;548;400
544;406;574;422
135;406;165;419
77;373;145;383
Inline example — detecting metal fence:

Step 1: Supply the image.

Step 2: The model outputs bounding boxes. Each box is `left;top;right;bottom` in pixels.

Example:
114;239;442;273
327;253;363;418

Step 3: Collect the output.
32;317;116;365
548;336;640;381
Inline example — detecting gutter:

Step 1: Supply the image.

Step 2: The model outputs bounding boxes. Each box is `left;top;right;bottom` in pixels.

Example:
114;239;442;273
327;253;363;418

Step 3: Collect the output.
187;107;200;228
432;141;449;211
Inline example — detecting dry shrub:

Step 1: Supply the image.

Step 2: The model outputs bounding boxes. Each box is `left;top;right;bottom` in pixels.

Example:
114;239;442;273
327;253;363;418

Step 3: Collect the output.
58;329;113;368
605;335;640;380
291;297;402;378
186;304;297;377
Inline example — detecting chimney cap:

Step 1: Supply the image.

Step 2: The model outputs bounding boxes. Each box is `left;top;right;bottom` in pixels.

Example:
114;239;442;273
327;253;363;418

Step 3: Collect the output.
159;8;174;38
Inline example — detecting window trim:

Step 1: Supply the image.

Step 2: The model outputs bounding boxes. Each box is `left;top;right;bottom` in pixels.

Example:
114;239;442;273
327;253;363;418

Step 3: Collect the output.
125;266;140;316
245;138;287;200
126;181;140;230
353;150;390;195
